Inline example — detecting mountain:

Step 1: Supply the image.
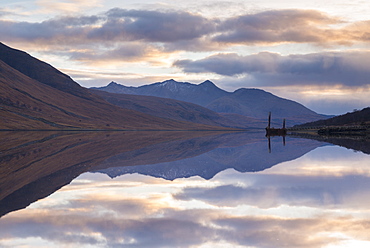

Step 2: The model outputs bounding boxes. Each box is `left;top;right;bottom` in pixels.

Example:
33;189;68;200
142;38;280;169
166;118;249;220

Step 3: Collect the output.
0;42;89;99
296;107;370;127
91;89;271;129
0;42;230;131
95;79;227;106
94;80;328;126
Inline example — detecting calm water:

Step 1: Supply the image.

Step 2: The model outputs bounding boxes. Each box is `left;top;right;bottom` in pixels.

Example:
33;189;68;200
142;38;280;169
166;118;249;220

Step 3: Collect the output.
1;131;370;248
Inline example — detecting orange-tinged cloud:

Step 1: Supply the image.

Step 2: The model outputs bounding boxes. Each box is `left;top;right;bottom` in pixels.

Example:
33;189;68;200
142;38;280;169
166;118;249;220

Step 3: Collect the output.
1;8;370;54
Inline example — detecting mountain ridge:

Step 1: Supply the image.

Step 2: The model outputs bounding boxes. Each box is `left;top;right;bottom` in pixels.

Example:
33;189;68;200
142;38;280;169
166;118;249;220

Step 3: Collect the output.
0;42;91;99
94;80;329;126
90;89;256;128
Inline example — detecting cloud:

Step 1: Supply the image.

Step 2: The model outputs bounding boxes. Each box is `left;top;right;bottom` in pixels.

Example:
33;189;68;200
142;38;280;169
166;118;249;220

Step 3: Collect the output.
212;216;349;248
2;8;370;51
2;203;370;248
0;16;100;44
1;7;370;71
0;8;215;62
0;209;216;248
36;0;102;14
0;8;12;17
0;8;214;45
213;9;347;45
97;8;216;43
174;51;370;87
174;173;370;209
68;42;171;63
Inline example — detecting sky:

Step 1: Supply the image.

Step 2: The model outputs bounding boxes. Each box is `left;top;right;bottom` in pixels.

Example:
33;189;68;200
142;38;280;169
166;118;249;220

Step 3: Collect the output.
1;0;370;114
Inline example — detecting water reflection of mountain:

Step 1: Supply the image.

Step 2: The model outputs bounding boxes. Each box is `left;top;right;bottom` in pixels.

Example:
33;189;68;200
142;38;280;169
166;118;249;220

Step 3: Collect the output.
96;133;323;180
0;131;325;218
0;131;220;217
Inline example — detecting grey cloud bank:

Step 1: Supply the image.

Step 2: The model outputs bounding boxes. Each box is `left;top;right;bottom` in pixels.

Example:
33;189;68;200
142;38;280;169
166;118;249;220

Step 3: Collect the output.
1;8;370;50
3;7;370;88
174;51;370;87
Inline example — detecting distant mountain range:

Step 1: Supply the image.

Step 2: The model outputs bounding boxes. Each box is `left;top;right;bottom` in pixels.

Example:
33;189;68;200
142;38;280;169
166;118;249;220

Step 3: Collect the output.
96;132;323;180
94;80;329;127
91;89;266;129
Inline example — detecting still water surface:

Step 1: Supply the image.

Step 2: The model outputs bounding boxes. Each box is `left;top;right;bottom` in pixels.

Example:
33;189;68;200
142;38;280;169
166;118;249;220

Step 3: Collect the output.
1;131;370;248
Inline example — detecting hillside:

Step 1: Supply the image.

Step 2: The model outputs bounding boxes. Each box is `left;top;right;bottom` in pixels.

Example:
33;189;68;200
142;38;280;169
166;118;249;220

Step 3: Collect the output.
297;107;370;127
0;42;90;99
91;89;270;128
0;43;230;131
95;80;328;126
206;88;324;126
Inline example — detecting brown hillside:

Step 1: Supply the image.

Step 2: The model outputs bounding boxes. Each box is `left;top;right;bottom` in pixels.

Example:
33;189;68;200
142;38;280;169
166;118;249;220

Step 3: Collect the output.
0;42;90;99
91;89;256;128
0;60;226;130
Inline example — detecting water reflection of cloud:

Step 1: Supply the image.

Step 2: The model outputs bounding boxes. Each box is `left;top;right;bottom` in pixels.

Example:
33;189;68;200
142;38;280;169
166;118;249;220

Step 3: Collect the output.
263;146;370;176
1;146;370;247
3;205;370;248
175;173;370;210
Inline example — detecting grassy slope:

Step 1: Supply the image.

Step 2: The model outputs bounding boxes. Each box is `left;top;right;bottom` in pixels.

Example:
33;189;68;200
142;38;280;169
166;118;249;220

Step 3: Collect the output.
0;60;228;130
91;89;257;129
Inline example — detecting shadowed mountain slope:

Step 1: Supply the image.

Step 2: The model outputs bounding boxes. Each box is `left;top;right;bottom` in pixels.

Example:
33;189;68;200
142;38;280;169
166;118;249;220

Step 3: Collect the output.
0;42;90;99
297;107;370;127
